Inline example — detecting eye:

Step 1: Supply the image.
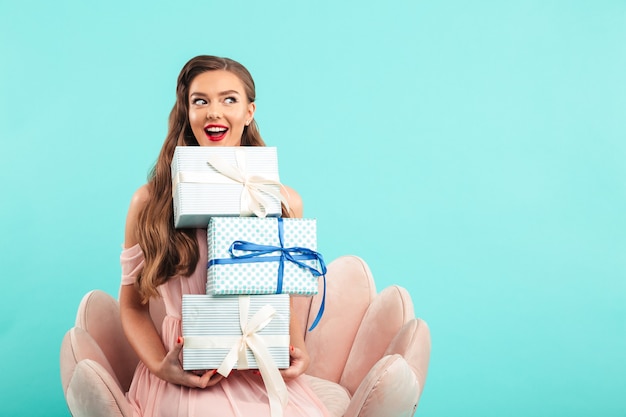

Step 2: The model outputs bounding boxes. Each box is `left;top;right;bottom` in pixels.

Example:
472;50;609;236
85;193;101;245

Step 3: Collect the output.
191;97;207;106
224;96;238;104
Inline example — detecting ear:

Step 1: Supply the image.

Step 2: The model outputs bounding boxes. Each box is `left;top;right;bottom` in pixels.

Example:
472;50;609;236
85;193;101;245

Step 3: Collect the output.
247;102;256;121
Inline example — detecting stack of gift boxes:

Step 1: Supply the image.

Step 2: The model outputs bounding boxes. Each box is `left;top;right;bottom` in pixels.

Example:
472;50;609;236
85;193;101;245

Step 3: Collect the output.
171;146;325;414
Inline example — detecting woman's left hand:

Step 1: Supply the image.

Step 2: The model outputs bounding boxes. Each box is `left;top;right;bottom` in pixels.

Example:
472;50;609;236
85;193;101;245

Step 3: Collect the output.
280;345;309;380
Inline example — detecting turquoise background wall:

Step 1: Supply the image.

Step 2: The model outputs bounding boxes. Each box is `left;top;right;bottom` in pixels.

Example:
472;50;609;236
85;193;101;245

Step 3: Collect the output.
1;1;625;416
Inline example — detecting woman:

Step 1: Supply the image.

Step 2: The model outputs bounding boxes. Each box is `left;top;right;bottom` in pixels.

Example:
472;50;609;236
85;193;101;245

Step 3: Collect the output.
120;55;330;417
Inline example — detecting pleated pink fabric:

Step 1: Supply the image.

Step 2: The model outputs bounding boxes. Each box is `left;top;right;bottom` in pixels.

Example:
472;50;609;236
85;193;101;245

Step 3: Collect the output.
120;229;330;417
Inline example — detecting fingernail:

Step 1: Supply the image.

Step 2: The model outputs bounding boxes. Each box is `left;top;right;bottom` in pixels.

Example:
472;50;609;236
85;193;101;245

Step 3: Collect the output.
212;370;217;375
290;345;294;352
177;336;183;344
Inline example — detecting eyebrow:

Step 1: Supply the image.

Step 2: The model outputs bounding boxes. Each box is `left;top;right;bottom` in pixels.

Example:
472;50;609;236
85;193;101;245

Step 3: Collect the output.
189;90;242;97
218;89;242;96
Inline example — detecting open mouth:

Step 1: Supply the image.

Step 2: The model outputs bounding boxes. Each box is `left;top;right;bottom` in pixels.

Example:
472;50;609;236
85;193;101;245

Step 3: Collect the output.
204;125;228;141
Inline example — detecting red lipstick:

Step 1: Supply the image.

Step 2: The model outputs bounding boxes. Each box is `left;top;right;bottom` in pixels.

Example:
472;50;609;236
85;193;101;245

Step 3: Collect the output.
204;124;228;142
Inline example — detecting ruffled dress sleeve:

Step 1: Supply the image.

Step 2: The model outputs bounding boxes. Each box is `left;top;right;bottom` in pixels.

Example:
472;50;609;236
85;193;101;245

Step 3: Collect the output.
120;244;144;286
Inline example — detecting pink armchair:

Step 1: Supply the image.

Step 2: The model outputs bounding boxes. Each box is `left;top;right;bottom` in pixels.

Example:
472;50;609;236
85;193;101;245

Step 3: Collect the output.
60;255;431;417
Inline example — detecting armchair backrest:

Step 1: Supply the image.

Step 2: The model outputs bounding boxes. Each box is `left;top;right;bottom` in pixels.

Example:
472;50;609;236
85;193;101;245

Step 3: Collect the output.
73;290;140;392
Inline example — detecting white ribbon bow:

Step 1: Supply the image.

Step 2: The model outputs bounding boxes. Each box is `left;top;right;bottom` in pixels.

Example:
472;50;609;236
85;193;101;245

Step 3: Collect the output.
207;149;289;217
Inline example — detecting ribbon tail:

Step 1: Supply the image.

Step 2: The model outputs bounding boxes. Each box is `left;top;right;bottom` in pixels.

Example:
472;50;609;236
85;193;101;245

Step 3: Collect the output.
217;341;243;377
240;187;262;217
308;273;327;331
246;182;290;217
249;335;288;417
283;252;326;278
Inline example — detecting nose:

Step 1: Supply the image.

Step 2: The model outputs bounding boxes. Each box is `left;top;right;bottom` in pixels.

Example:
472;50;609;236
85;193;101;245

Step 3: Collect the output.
206;103;222;120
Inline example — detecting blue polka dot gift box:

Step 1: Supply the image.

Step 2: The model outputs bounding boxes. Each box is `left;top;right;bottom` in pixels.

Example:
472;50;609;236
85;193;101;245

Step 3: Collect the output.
207;217;326;297
171;146;286;228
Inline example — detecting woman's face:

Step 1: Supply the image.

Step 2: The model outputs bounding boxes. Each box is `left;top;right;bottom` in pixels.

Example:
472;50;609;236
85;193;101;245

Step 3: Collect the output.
187;70;256;147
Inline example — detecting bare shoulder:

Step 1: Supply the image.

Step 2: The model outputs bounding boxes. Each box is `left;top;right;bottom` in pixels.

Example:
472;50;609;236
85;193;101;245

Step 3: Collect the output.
124;184;151;247
281;185;303;218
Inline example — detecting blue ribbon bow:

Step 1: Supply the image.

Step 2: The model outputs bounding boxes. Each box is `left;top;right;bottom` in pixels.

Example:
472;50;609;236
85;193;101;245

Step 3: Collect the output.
208;218;327;331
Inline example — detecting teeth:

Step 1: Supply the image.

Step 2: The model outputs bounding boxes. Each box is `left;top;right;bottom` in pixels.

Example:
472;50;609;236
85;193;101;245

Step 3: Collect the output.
206;127;227;133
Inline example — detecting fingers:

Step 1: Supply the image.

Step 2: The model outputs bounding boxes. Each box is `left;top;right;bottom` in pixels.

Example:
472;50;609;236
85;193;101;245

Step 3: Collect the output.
166;336;184;361
289;345;300;358
167;337;224;389
204;371;224;387
281;357;307;379
279;367;295;379
186;369;223;389
280;345;308;380
280;363;304;380
193;370;223;388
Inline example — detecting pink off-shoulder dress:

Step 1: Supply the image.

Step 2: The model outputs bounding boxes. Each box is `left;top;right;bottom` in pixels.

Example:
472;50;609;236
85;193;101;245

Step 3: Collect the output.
120;229;330;417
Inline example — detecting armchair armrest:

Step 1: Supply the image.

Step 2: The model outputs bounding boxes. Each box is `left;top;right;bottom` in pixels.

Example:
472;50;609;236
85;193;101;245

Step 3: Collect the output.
66;359;132;417
386;318;431;398
60;327;121;393
343;354;420;417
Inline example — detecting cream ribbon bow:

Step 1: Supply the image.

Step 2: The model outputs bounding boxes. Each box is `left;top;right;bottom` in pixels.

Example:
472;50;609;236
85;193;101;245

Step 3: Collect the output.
206;149;290;217
216;295;289;417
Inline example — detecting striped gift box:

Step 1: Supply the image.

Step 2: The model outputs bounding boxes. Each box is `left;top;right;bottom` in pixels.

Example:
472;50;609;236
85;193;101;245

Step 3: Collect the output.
181;294;290;371
171;146;283;228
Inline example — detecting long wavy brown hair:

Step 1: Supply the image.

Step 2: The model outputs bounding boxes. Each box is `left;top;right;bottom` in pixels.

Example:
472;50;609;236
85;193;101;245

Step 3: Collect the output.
135;55;272;302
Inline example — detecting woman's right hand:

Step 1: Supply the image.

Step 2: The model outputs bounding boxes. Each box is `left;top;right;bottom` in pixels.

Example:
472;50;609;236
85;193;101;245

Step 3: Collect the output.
154;336;224;389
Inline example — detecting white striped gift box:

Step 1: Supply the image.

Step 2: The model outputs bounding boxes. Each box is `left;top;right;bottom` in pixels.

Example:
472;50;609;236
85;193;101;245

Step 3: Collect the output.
171;146;283;228
182;294;290;371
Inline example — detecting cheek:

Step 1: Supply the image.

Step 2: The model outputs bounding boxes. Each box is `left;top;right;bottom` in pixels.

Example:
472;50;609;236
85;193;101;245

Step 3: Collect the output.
189;109;208;129
239;110;251;126
188;111;199;127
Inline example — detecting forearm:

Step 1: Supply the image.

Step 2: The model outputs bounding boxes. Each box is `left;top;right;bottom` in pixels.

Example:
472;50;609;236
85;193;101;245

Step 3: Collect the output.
119;284;167;374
